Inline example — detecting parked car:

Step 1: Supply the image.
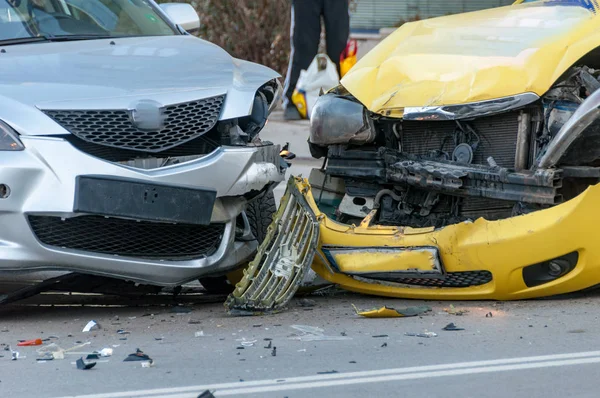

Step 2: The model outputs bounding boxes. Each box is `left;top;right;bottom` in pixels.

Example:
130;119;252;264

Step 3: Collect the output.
0;0;285;295
227;0;600;311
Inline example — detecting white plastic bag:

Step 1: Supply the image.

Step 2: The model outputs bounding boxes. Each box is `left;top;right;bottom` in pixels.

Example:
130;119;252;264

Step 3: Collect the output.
292;54;339;119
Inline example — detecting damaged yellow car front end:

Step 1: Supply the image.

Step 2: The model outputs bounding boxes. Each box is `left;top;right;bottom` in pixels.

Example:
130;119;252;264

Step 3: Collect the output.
295;177;599;301
226;0;600;311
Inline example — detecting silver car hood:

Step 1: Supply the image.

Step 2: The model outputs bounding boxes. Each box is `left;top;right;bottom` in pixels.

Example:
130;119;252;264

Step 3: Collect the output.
0;35;279;136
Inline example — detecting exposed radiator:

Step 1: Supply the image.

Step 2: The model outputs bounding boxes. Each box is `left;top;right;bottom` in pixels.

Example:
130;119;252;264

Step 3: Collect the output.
401;111;520;168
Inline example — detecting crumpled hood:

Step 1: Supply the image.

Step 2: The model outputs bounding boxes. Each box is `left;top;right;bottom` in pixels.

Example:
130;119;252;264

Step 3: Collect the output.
0;35;278;134
341;1;600;116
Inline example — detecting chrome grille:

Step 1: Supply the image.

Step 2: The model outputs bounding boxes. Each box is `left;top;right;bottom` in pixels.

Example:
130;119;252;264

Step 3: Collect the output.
44;96;225;153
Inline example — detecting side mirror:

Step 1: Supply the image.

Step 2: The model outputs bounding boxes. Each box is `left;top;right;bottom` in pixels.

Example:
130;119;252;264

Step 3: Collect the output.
159;3;200;33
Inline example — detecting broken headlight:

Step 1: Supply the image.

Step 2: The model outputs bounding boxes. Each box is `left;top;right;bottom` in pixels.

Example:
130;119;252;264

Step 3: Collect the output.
0;121;24;151
237;79;282;143
309;93;376;146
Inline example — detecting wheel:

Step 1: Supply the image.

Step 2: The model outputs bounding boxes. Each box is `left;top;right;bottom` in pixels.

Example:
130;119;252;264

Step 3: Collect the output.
199;190;277;294
245;189;277;244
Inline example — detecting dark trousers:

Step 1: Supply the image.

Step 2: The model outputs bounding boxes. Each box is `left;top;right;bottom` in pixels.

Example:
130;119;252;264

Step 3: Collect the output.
283;0;350;108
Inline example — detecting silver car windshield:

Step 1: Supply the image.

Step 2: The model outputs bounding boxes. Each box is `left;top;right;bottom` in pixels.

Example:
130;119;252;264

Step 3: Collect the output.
0;0;176;42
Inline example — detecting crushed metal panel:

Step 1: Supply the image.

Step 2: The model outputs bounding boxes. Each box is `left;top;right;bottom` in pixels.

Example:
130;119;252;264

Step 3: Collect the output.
224;177;320;314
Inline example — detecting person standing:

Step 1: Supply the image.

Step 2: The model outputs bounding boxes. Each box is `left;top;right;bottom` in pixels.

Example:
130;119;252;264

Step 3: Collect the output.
283;0;350;120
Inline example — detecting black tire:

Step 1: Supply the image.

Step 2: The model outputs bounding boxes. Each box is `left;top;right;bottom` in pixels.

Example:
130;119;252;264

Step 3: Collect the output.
199;190;277;294
245;190;277;243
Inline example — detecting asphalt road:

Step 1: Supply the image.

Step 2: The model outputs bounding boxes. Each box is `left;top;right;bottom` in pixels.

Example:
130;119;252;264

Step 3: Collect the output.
0;289;599;398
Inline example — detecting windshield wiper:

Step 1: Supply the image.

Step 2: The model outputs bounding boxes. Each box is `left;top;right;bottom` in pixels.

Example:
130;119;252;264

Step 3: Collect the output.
43;34;116;42
0;36;49;46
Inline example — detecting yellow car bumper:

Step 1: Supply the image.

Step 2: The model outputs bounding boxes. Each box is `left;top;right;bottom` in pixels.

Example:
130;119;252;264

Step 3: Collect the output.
291;177;600;300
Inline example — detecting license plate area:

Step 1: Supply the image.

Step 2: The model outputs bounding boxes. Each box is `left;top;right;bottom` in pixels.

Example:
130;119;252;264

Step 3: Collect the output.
322;246;444;279
74;176;216;225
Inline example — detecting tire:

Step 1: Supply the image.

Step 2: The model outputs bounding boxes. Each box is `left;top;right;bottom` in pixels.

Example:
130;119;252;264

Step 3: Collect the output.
245;190;277;244
199;190;277;294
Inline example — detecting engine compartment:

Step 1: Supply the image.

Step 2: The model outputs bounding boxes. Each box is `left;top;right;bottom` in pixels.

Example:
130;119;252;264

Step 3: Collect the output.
310;66;600;228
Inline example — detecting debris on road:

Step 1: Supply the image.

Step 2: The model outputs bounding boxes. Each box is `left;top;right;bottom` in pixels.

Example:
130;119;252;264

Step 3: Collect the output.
353;305;432;318
141;360;155;368
372;335;389;338
76;357;96;370
17;339;42;346
197;390;216;398
116;329;130;335
405;331;438;338
289;325;352;341
37;343;65;360
224;179;319;315
124;348;152;362
298;298;316;308
264;341;272;349
240;340;257;347
10;348;19;361
317;370;339;374
37;353;54;362
194;331;207;338
381;343;388;347
82;320;101;332
444;305;469;316
442;323;465;331
271;347;277;357
486;312;493;318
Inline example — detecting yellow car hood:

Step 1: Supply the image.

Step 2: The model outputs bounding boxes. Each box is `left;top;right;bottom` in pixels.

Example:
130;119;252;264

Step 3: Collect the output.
342;1;600;116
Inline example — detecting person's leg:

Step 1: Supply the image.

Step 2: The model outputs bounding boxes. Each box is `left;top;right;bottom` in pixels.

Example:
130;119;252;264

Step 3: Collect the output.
283;0;322;119
323;0;350;78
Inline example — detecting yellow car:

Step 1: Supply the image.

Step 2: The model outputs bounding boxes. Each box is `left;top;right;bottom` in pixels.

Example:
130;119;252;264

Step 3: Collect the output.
226;0;600;312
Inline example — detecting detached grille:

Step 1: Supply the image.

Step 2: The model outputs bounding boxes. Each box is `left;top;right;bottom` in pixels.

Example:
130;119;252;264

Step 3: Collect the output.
29;216;225;260
44;95;225;153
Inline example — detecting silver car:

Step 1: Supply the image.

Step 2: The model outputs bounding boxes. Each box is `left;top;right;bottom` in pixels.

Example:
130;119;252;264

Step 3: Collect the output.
0;0;285;293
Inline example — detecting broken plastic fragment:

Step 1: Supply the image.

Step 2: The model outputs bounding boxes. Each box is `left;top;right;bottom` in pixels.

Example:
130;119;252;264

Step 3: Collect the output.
124;348;152;362
141;360;154;368
99;348;113;357
240;340;257;347
443;323;465;331
17;339;42;347
353;305;432;318
289;325;352;342
197;391;216;398
405;331;438;338
76;357;96;370
37;353;54;361
444;305;469;316
82;320;101;332
116;329;130;335
86;354;100;360
298;298;316;308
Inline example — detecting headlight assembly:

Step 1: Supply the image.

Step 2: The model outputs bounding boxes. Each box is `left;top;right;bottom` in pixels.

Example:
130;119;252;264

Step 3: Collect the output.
0;121;24;151
309;93;376;146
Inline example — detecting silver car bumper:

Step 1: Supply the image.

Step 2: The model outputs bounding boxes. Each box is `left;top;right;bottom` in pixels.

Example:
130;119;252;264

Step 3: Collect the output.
0;136;284;286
